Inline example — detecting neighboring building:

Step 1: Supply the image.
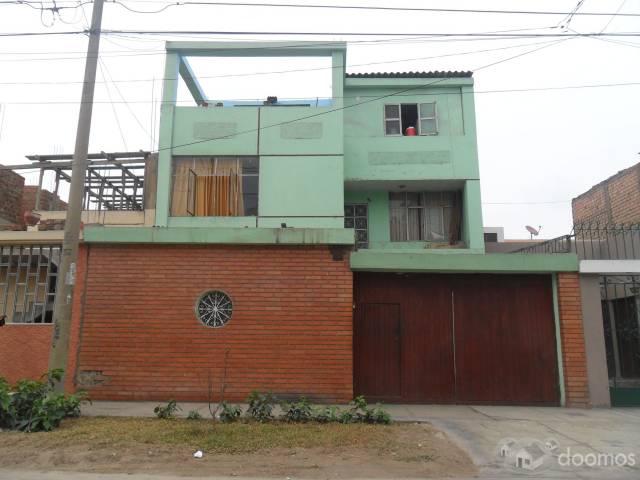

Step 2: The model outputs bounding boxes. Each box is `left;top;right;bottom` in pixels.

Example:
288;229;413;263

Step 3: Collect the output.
572;162;640;407
483;226;545;253
0;167;25;225
572;161;640;224
517;162;640;407
0;168;66;231
0;42;588;407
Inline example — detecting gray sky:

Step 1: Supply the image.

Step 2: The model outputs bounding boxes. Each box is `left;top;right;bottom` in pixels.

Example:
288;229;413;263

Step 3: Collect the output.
1;0;639;239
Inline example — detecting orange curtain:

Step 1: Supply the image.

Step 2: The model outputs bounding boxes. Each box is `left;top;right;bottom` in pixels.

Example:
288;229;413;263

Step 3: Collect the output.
192;158;244;217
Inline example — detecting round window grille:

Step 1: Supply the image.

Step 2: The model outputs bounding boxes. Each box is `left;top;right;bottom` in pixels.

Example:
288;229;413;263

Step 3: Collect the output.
195;290;233;328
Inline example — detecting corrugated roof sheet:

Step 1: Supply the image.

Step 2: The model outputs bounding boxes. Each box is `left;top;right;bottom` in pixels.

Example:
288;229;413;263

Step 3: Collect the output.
345;71;473;78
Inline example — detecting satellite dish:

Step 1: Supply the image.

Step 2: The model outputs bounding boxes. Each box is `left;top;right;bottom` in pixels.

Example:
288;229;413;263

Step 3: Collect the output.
525;225;542;239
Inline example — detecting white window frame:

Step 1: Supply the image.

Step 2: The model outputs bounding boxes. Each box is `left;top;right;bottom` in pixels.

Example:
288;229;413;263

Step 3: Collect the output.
384;103;438;136
418;102;438;136
383;104;402;136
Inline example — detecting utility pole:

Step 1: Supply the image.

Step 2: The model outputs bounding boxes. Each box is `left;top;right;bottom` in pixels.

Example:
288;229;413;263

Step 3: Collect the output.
49;0;105;392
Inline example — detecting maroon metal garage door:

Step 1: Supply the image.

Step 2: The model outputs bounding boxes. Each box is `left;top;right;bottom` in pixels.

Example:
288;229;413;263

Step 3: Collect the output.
354;273;560;405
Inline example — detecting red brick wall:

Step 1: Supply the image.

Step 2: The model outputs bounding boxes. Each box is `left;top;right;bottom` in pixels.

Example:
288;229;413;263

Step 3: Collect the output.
572;162;640;224
0;325;52;384
73;244;353;402
22;186;67;212
557;272;590;408
0;167;25;225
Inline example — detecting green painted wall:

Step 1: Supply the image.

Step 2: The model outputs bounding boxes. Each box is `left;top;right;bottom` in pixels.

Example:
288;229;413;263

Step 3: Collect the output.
153;42;346;230
172;107;259;156
341;78;484;250
258;107;343;155
258;155;343;228
343;84;480;182
345;179;484;252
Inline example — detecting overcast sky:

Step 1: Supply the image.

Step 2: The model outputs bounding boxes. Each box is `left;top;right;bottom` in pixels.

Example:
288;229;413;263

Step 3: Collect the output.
1;0;639;239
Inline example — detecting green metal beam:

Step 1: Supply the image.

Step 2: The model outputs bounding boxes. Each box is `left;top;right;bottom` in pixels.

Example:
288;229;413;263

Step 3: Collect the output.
165;41;347;57
83;226;356;245
350;251;579;273
179;56;207;106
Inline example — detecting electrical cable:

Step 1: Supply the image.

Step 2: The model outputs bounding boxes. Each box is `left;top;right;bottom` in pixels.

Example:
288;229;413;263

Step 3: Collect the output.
3;80;640;104
5;0;640;18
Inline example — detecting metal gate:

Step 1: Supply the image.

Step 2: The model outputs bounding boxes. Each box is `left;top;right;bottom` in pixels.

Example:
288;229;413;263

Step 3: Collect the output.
601;275;640;406
0;245;61;324
354;273;560;405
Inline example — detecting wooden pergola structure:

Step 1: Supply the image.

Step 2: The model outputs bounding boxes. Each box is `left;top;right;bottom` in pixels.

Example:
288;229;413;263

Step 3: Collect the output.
2;151;153;211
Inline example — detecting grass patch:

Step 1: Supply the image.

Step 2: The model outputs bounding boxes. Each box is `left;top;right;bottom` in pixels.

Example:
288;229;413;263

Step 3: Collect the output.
1;417;394;454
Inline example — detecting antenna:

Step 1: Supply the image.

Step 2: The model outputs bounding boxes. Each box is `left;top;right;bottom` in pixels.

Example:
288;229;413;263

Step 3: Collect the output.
525;225;542;240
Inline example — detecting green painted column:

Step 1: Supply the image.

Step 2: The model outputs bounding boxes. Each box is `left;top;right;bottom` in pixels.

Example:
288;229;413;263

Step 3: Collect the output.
331;50;345;108
155;52;180;227
463;180;485;252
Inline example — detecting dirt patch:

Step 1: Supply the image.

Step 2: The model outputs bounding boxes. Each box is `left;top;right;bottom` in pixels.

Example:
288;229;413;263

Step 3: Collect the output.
0;418;475;478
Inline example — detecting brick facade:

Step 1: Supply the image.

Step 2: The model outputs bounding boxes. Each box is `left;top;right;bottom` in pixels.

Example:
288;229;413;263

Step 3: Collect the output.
572;162;640;224
0;171;67;231
22;185;67;212
557;272;590;408
71;244;354;402
0;325;53;384
0;167;25;225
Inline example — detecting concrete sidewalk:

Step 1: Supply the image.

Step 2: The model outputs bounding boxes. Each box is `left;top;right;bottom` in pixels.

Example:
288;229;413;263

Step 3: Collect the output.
80;401;640;479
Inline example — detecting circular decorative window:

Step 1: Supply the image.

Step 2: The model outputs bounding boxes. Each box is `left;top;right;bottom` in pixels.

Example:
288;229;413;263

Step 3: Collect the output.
195;290;233;328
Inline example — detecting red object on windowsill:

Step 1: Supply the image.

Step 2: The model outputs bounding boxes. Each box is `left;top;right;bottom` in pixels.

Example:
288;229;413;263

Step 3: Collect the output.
405;126;417;136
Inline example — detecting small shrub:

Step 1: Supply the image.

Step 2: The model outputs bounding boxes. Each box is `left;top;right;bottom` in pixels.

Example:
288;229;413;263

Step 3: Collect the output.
362;405;391;424
153;400;181;419
218;401;242;423
312;405;339;423
246;391;276;422
338;409;355;424
0;369;89;432
347;395;391;425
281;396;312;423
186;410;202;420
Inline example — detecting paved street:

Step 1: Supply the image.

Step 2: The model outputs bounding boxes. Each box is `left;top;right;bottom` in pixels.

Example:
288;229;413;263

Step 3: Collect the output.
1;403;638;479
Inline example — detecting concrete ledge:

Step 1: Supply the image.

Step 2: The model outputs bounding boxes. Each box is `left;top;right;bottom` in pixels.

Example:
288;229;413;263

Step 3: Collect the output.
0;231;64;244
83;226;355;245
350;251;579;273
580;259;640;274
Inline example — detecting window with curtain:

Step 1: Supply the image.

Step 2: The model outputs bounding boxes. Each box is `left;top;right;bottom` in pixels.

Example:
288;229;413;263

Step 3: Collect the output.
170;156;259;217
389;191;461;243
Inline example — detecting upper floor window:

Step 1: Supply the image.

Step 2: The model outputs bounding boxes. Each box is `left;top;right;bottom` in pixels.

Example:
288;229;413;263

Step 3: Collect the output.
384;103;438;136
389;191;460;243
171;156;259;217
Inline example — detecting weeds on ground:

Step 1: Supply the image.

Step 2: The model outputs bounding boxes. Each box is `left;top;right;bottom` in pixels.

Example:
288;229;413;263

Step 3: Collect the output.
153;400;181;419
151;393;391;425
0;369;89;432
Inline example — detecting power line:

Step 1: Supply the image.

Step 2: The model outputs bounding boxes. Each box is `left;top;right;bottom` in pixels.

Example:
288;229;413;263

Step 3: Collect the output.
6;0;640;18
0;27;565;55
3;28;640;38
3;80;640;104
98;58;129;150
0;37;566;83
100;30;640;38
483;200;570;205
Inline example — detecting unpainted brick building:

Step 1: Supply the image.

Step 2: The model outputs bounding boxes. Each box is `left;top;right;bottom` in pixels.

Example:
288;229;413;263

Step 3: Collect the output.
572;162;640;224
